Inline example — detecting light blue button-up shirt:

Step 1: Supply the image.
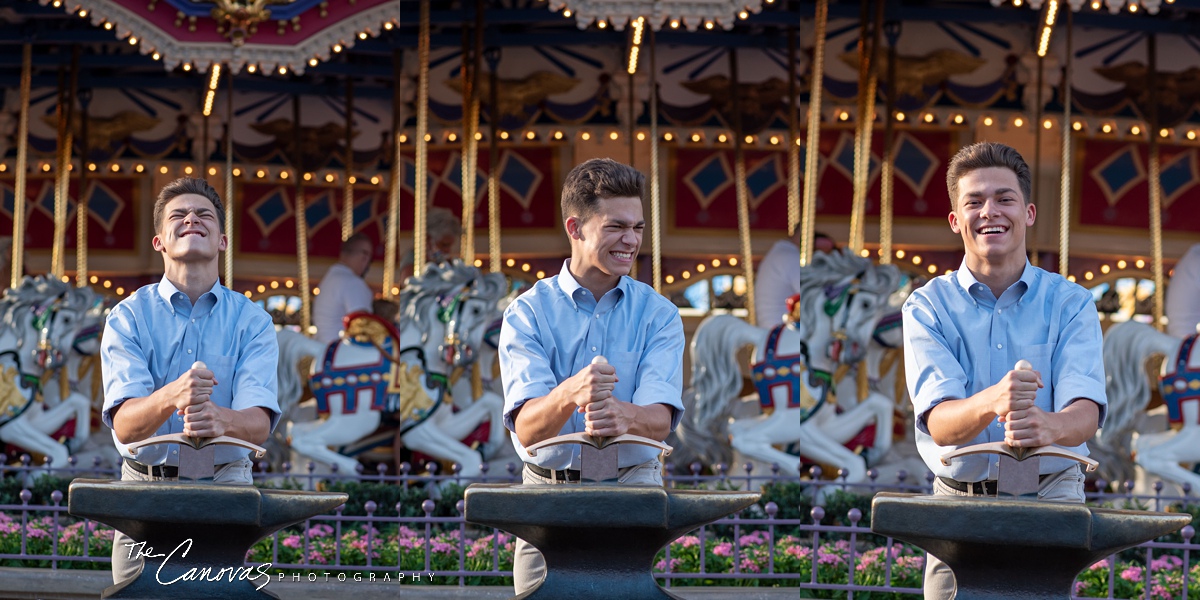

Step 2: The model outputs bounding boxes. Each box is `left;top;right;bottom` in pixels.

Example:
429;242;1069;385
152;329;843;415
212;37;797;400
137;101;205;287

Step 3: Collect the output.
903;260;1107;481
500;260;685;470
101;277;281;466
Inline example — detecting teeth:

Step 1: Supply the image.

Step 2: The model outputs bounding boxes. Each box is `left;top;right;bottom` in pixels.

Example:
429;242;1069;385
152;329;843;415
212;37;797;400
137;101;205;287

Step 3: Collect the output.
980;227;1005;234
612;252;632;259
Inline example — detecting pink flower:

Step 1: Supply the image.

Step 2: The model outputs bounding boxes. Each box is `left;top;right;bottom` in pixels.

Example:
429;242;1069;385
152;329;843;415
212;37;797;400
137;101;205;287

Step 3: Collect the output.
655;558;682;572
896;556;924;570
817;552;844;566
282;535;301;549
1149;555;1183;572
1150;584;1172;600
677;535;700;548
1119;566;1144;582
1089;559;1109;571
712;542;733;557
739;558;762;573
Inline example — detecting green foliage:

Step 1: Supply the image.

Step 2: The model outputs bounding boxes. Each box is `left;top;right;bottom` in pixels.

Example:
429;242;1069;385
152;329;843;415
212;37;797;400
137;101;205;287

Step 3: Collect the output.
0;474;74;505
316;481;465;518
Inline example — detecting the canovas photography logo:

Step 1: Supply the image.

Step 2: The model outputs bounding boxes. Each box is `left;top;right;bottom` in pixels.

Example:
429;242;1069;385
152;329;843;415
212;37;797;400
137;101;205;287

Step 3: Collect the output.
125;540;438;590
125;540;273;590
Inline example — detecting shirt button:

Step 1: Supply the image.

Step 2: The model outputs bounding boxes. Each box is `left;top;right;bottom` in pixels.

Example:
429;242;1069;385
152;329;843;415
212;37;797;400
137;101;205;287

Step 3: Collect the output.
996;344;1003;349
997;309;1002;314
187;349;193;354
595;314;600;319
591;346;597;352
192;318;196;323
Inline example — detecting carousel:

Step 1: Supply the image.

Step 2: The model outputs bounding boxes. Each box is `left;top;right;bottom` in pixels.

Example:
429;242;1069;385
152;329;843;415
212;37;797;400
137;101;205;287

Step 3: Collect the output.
1;0;1199;493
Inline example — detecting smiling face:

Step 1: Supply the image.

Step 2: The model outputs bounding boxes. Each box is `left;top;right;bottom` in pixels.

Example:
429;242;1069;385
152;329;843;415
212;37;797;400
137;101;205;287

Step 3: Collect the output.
152;193;227;263
948;166;1035;270
566;195;644;296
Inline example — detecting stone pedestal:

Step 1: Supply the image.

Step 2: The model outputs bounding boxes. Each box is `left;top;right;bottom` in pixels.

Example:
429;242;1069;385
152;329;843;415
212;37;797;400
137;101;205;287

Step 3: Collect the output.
69;480;347;600
871;493;1192;600
465;484;759;600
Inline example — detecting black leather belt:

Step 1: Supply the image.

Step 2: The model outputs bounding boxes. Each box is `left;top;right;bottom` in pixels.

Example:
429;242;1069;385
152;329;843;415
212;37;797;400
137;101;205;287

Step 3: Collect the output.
124;457;233;478
939;474;1051;495
526;463;581;482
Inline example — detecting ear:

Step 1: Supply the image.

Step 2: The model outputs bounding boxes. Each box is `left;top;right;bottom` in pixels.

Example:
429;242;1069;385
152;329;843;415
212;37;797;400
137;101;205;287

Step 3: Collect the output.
565;216;583;241
1025;202;1036;226
152;235;164;252
947;211;961;234
218;234;228;252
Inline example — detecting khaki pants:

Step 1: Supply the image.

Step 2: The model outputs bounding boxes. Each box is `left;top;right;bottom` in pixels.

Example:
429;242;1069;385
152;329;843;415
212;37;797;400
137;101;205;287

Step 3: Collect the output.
512;458;664;596
110;457;253;584
922;464;1085;600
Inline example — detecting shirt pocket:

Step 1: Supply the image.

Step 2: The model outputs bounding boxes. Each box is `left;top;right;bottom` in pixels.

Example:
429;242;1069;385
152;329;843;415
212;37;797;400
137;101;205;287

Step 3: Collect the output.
606;350;640;404
1021;343;1054;411
205;355;237;408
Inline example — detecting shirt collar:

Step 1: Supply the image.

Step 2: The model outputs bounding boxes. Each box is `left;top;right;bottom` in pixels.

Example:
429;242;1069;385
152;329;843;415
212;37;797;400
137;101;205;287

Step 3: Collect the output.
954;258;1034;298
156;276;222;311
556;259;627;309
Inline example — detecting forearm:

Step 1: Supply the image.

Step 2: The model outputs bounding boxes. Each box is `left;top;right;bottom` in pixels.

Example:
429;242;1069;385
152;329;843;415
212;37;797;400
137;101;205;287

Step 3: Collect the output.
623;403;673;442
1046;399;1100;447
512;388;576;447
111;392;174;445
216;406;273;445
925;389;999;446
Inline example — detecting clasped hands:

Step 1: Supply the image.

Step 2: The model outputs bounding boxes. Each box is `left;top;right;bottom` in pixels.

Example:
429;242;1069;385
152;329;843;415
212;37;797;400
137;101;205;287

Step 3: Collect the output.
166;361;228;438
564;358;633;438
993;360;1051;448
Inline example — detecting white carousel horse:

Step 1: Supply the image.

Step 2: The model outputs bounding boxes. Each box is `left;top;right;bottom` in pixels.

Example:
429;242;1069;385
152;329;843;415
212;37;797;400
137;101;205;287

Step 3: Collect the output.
283;261;509;478
0;276;97;469
681;250;902;484
1092;320;1200;490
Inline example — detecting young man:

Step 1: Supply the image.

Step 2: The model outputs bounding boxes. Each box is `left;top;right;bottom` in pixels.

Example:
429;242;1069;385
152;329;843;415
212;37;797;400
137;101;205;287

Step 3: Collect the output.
902;142;1106;600
312;232;374;344
498;158;685;595
100;177;280;583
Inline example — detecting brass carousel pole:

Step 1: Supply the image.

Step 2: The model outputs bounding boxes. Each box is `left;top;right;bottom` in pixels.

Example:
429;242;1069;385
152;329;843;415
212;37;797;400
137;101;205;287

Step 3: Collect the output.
414;0;431;269
461;4;483;262
10;43;31;288
1031;53;1044;268
849;0;882;256
383;50;403;299
729;48;756;326
1147;34;1165;331
76;85;90;287
223;65;235;287
342;77;355;241
1058;10;1072;279
649;27;662;293
879;25;896;266
293;96;312;333
786;27;800;238
487;49;502;273
800;0;829;267
51;64;73;280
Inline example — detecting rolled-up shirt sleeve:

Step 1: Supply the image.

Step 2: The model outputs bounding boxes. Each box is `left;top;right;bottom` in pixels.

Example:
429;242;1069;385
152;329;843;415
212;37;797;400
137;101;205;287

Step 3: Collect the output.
1051;294;1108;426
499;299;556;432
232;311;282;432
100;304;154;429
902;294;968;435
631;310;685;431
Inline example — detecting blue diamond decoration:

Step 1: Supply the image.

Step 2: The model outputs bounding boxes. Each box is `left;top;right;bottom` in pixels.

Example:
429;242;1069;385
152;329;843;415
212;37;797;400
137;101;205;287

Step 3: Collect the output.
352;196;374;230
501;156;538;199
1096;149;1140;197
253;189;289;232
1160;154;1196;200
2;184;13;217
443;155;488;201
38;186;55;214
745;159;780;199
687;156;731;198
305;193;333;227
87;184;120;226
895;138;935;190
836;141;878;177
404;161;438;195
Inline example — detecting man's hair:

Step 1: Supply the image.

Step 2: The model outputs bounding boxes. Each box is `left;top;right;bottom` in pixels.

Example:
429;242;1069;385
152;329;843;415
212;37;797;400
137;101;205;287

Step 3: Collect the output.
427;206;462;241
340;232;372;257
946;142;1032;210
153;177;225;232
560;158;645;222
